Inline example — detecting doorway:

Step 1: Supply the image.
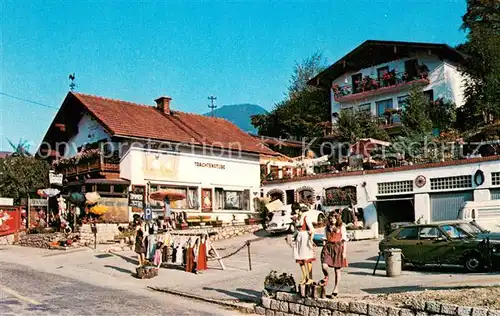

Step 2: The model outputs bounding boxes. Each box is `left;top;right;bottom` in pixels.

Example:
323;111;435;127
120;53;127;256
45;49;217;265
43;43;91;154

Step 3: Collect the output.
285;190;295;205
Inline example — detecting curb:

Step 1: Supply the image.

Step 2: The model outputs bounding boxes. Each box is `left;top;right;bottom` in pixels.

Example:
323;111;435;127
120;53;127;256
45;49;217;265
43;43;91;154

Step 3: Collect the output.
148;286;256;314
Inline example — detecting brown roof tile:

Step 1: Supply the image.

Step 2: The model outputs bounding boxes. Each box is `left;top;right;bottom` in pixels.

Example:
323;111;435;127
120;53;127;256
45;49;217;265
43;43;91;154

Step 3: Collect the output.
71;92;277;156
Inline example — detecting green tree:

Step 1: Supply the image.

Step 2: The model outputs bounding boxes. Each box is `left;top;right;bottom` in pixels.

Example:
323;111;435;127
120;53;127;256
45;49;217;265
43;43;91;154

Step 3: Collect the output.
336;110;389;143
288;52;326;98
428;98;457;132
401;87;433;136
251;53;330;139
457;0;500;129
0;156;50;204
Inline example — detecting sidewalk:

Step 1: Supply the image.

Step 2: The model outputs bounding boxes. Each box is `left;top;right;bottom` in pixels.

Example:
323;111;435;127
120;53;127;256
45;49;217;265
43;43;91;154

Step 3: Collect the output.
1;232;499;303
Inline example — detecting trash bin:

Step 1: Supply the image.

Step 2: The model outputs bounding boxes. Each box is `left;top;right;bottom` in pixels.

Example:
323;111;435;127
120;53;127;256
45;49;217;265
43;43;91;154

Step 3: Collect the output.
384;248;402;277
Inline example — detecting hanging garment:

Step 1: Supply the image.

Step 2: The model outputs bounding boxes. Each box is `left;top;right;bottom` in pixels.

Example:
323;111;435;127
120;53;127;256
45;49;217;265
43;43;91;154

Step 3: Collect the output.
146;235;157;260
172;246;177;263
153;249;162;266
175;245;183;264
197;238;208;271
162;244;170;262
185;245;193;272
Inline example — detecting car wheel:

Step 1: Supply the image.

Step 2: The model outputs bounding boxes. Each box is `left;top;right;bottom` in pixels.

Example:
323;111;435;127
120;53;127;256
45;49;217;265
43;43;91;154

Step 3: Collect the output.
465;254;483;272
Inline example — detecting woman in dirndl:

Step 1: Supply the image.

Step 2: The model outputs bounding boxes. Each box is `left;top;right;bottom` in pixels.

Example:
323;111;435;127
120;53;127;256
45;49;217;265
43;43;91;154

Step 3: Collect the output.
293;205;316;285
320;212;348;296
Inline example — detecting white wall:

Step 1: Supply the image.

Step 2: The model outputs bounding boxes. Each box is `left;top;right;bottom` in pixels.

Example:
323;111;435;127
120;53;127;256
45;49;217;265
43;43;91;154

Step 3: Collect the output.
330;53;464;117
65;114;110;156
264;159;500;223
444;62;467;107
121;147;260;190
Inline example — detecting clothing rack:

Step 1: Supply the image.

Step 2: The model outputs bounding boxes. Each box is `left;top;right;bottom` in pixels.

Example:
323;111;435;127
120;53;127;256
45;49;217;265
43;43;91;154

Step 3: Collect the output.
144;231;225;272
169;229;225;270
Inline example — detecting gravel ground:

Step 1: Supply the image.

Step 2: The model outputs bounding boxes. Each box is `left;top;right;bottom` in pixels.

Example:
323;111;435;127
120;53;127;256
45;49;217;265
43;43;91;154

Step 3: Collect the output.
362;286;500;310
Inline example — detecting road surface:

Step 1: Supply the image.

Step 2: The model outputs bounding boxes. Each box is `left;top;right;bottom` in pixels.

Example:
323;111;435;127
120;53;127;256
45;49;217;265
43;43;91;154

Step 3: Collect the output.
0;262;242;316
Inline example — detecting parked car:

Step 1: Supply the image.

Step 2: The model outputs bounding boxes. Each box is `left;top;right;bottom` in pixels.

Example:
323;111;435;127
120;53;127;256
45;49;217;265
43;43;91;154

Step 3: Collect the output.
266;205;325;234
435;220;500;241
379;222;500;272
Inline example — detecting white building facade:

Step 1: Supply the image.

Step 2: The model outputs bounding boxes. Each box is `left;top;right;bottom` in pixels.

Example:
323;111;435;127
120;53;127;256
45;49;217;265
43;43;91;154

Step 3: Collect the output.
120;146;261;222
40;92;275;223
263;157;500;234
307;40;468;128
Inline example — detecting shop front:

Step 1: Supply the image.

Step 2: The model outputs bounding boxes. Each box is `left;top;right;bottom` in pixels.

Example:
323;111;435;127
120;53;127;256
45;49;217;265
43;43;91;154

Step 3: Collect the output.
120;147;261;223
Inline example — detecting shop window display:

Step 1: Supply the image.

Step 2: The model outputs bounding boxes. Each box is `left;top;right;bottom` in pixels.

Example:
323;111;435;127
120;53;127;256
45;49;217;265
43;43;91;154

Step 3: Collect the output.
214;188;250;210
150;185;199;210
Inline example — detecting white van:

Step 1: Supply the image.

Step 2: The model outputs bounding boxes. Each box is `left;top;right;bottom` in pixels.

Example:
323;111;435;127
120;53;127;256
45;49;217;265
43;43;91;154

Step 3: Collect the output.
458;200;500;232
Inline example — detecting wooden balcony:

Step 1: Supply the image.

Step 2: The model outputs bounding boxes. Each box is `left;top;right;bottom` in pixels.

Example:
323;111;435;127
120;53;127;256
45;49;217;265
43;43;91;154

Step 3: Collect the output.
55;156;119;177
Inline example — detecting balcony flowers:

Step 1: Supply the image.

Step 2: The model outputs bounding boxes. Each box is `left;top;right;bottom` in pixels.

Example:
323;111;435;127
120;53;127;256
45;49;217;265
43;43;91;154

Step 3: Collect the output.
382;69;397;86
332;84;352;98
52;148;101;168
418;64;429;79
357;76;378;93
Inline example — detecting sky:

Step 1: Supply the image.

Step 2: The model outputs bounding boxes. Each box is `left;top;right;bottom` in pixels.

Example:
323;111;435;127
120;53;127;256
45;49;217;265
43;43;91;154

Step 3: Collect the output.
0;0;468;152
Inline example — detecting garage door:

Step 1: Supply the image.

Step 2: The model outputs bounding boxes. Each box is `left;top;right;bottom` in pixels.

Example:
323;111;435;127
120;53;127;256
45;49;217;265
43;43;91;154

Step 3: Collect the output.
430;191;473;222
491;189;500;200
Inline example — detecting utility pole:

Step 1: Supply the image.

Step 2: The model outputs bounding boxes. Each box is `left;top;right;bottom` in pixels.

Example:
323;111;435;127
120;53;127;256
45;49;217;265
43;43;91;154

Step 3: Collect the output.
208;96;217;117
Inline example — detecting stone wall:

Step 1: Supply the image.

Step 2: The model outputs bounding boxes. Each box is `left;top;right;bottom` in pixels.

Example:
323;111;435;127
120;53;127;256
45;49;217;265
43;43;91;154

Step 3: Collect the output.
0;234;15;245
170;224;262;242
16;232;81;249
79;223;122;245
256;292;499;316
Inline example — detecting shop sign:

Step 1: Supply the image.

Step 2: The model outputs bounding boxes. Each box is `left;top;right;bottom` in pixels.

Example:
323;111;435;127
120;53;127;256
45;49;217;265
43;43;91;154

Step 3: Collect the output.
144;206;153;221
30;199;48;207
99;197;129;223
0;207;21;236
0;198;14;206
128;192;144;209
49;173;63;186
144;153;179;180
194;162;226;170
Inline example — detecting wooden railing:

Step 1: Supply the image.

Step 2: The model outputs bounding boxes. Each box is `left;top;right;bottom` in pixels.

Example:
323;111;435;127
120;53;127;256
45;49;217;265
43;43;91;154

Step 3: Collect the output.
56;157;119;177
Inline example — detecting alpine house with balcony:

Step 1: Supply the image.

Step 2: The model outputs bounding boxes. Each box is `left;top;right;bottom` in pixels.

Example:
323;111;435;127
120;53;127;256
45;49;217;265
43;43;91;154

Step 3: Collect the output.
308;40;468;135
37;92;278;223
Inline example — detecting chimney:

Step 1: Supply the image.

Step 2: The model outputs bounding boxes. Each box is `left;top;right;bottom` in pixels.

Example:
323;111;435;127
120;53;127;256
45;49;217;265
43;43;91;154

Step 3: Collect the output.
155;96;172;115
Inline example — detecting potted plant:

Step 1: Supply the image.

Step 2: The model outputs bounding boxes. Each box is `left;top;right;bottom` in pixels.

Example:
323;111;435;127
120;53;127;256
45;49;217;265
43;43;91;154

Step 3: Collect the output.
264;270;296;294
383;108;398;124
382;69;397;86
212;216;223;227
231;214;238;226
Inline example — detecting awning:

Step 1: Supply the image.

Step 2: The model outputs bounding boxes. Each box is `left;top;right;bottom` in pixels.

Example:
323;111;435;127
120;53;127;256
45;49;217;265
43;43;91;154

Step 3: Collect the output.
85;178;130;185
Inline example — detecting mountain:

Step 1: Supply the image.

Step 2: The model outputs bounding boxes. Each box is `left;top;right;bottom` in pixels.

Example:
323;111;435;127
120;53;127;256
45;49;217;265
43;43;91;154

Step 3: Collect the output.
204;104;268;134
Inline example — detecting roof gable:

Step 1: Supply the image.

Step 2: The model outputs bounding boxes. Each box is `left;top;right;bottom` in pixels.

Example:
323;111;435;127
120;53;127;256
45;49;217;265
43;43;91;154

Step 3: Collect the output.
308;40;468;88
68;92;277;156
